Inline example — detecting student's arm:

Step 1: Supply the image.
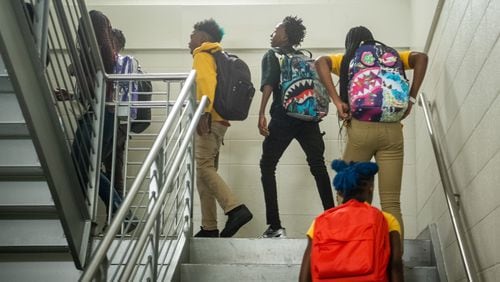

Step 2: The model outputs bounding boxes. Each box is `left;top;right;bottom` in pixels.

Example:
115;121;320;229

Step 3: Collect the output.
315;56;349;120
258;85;273;136
388;231;404;282
298;238;313;282
402;51;428;119
258;50;279;137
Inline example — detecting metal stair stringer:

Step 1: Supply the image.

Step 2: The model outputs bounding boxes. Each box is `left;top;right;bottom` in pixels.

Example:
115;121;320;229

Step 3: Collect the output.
0;1;91;270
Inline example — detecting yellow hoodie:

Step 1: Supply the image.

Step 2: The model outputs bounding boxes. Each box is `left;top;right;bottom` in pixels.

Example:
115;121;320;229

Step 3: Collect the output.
192;42;226;122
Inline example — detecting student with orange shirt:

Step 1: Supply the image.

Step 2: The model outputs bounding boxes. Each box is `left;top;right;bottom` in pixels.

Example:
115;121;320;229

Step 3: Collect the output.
315;26;428;240
299;160;403;282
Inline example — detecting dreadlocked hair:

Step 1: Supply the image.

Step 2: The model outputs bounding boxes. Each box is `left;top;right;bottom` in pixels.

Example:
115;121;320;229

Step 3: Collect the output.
193;18;225;43
339;26;374;103
282;16;306;47
331;159;378;202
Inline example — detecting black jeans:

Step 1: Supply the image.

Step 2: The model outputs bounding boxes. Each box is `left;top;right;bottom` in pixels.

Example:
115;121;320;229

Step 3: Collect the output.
260;118;334;228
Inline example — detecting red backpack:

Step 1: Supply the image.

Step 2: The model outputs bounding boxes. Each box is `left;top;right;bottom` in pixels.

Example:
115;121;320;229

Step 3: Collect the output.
311;199;390;282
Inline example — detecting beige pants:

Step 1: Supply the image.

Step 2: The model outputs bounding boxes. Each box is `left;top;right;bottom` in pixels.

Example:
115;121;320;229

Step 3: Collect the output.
343;119;405;239
195;122;240;230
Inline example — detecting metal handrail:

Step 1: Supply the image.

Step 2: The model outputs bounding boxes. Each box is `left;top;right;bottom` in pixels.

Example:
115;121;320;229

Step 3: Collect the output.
418;92;480;282
120;95;207;281
80;70;200;281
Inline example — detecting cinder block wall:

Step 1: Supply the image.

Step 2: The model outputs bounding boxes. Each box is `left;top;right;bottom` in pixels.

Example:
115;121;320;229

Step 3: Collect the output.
412;0;500;280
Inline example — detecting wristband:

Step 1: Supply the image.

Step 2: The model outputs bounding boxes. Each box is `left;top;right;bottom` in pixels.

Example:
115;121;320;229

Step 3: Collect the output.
409;96;417;104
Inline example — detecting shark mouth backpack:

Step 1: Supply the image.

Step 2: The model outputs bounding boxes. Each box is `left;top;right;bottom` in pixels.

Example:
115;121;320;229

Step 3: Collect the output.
274;49;329;122
347;41;410;122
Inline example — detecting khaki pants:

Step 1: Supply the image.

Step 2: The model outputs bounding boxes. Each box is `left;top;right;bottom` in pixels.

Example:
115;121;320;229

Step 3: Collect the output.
195;122;240;230
343;119;405;239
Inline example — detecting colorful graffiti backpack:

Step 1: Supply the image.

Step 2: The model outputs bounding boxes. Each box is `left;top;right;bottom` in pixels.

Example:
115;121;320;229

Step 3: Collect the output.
274;49;329;122
311;199;390;281
348;41;409;122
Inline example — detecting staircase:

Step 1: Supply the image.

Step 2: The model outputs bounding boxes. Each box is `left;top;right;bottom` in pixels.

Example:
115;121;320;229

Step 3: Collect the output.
181;238;440;282
0;58;81;280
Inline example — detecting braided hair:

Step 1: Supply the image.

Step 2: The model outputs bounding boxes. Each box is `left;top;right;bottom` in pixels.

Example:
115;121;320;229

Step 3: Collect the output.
282;16;306;47
331;159;378;202
339;26;374;103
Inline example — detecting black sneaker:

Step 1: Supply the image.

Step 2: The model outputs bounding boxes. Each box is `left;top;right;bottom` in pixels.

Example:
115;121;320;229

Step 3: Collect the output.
261;226;286;238
220;204;253;237
194;227;219;237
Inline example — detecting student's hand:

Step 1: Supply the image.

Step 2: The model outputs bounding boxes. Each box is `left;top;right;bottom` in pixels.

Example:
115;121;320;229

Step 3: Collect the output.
258;115;269;137
197;113;211;135
402;102;414;120
334;101;350;120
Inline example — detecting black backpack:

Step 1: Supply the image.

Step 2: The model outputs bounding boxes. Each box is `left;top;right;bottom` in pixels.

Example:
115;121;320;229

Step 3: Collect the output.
210;51;255;121
130;78;152;133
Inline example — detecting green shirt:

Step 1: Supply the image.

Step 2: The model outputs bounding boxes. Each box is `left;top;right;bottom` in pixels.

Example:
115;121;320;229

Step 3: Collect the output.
260;47;297;120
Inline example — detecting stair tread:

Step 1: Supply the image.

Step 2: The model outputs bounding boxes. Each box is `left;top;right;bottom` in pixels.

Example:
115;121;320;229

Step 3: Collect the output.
0;139;40;167
0;219;67;250
0;262;80;281
0;93;24;122
189;238;433;267
0;139;43;178
180;264;439;282
0;181;53;207
0;123;29;138
0;75;13;93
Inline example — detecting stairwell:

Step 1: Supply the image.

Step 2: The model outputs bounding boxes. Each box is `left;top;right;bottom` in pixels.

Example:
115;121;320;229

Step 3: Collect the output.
0;57;81;281
181;238;440;282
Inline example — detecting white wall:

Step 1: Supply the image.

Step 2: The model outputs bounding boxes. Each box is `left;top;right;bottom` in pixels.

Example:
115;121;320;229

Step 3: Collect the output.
412;0;500;280
87;1;417;239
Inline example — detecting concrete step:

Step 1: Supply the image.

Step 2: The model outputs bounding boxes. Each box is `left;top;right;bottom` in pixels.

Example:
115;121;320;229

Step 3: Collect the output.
189;238;433;267
0;219;68;252
0;261;80;282
0;74;13;94
180;264;439;282
0;181;56;217
0;139;44;180
0;93;29;138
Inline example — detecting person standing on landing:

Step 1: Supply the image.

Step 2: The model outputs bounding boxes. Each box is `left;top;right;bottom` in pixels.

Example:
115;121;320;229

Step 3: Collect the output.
315;26;428;240
258;16;334;238
189;18;253;238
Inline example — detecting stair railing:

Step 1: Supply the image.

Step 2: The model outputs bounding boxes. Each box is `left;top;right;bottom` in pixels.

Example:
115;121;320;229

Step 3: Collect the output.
81;70;206;282
418;92;480;282
0;0;107;268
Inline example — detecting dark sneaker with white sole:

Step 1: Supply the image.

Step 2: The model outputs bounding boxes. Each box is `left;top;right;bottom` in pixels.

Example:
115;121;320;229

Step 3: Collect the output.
261;226;287;238
220;204;253;237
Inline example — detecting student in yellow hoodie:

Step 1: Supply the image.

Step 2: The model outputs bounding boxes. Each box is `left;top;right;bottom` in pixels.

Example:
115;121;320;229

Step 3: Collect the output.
188;19;253;238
